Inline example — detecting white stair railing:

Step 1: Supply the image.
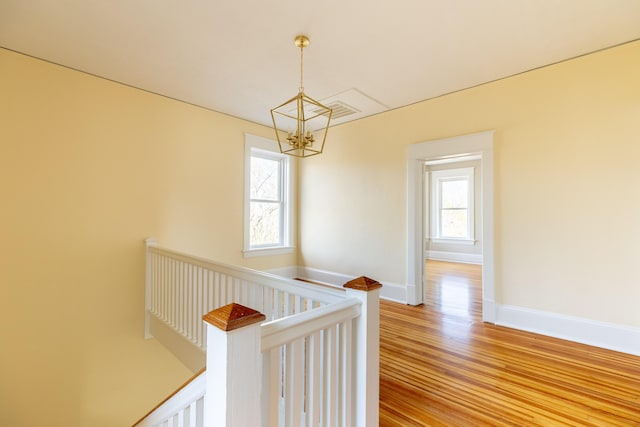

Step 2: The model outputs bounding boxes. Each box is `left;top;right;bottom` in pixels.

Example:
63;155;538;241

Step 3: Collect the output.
136;240;380;427
145;239;345;356
260;297;362;426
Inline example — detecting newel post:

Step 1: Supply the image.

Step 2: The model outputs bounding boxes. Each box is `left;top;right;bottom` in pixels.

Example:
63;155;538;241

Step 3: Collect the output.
144;237;158;339
202;303;265;427
344;276;382;427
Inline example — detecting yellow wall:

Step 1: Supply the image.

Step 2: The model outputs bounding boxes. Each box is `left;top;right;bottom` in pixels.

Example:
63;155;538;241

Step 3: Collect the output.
0;49;292;426
300;41;640;328
2;38;639;425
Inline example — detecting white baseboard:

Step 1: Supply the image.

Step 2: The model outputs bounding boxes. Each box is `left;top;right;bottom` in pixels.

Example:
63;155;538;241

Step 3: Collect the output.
296;266;352;288
266;266;300;279
268;265;407;304
378;282;407;303
427;250;483;265
482;299;496;323
495;304;640;357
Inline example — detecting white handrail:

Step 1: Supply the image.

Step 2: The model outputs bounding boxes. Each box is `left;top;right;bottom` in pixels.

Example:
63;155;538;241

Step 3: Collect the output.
261;297;361;351
148;243;345;304
145;242;348;354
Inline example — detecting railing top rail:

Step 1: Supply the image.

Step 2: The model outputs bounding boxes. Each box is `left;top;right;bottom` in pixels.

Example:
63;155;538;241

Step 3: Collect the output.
132;368;206;427
261;297;361;351
148;244;346;305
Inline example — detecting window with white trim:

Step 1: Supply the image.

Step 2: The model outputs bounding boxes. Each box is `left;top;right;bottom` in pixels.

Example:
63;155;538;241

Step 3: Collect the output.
244;134;294;257
430;167;475;242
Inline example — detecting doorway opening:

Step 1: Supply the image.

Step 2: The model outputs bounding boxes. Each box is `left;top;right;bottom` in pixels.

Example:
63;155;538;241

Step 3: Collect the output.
406;131;495;323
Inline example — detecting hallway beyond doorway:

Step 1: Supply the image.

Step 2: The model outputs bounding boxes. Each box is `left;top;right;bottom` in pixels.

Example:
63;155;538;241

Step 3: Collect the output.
424;260;482;321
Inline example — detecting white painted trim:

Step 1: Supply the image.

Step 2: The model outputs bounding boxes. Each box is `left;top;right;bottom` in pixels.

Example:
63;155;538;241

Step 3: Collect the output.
482;299;496;323
149;313;205;373
429;167;475;241
407;130;495;321
144;237;157;339
267;265;408;304
295;266;351;288
242;246;295;258
243;133;296;257
265;265;301;278
135;371;206;427
495;304;640;357
377;282;407;304
406;156;424;306
206;314;262;426
343;286;381;427
426;250;483;265
299;266;407;303
424;154;482;166
429;238;476;246
261;298;361;351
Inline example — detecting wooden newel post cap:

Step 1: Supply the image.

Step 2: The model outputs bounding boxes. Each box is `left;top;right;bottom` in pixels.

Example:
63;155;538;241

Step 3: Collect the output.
343;276;382;291
203;303;266;331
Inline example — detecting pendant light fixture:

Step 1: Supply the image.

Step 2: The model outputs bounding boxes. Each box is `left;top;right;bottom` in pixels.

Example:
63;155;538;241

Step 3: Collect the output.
270;35;332;158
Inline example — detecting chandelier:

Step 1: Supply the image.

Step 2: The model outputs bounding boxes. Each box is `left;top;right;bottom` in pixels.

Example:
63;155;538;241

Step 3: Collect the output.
270;35;332;158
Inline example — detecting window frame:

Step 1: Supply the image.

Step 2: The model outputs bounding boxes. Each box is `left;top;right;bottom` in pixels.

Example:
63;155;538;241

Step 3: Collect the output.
243;134;295;257
429;167;475;244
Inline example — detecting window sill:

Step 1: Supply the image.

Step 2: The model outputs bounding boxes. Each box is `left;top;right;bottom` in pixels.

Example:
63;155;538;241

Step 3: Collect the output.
243;246;295;258
429;238;477;246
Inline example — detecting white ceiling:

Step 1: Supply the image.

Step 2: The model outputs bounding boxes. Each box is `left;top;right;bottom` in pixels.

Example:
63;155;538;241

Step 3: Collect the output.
2;0;640;127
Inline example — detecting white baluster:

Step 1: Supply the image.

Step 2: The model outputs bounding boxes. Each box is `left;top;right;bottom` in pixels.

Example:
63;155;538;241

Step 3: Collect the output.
340;320;353;426
306;332;321;426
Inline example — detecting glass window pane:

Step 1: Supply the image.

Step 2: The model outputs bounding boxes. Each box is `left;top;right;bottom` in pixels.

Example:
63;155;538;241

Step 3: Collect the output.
250;156;280;201
441;209;468;238
250;201;281;246
441;179;468;209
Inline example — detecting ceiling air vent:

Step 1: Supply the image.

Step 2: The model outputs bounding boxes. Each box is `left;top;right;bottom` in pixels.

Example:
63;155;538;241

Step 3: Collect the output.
314;101;360;120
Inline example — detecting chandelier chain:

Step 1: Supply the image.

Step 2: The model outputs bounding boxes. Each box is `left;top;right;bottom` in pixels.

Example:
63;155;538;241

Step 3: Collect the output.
299;42;304;93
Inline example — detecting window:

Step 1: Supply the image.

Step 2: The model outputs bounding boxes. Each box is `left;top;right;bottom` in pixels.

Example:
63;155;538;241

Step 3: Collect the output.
244;134;294;257
430;167;475;242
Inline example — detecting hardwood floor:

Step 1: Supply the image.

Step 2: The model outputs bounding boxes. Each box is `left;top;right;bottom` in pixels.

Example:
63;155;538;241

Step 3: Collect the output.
379;260;640;426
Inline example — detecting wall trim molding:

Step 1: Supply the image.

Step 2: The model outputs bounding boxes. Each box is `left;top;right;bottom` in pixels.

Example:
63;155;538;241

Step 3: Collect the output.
426;250;483;265
267;266;407;304
495;304;640;357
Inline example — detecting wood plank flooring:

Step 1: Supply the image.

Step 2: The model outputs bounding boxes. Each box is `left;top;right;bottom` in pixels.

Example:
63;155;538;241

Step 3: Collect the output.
379;260;640;426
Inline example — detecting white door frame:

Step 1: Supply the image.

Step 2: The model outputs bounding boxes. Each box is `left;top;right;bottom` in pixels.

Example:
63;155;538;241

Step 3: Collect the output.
406;130;496;323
